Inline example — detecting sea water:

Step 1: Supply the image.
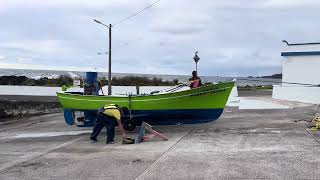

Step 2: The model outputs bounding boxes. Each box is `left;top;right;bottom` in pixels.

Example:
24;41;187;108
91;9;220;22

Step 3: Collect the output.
0;68;281;86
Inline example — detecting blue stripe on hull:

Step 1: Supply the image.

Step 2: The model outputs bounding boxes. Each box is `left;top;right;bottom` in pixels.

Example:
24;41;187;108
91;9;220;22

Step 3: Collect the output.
66;109;225;126
130;109;225;125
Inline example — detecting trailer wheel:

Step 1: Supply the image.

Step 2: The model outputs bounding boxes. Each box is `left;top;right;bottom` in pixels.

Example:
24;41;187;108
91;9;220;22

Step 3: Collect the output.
124;120;136;131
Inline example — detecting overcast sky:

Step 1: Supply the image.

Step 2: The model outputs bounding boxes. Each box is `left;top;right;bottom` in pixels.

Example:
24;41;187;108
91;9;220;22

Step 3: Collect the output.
0;0;319;76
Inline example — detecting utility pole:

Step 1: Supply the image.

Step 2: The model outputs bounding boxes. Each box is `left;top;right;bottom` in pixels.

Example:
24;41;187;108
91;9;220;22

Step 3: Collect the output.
108;24;112;95
94;19;112;95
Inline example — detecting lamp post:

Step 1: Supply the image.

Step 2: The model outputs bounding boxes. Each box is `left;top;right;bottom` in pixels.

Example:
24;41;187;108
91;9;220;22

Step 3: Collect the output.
94;19;112;95
193;51;200;73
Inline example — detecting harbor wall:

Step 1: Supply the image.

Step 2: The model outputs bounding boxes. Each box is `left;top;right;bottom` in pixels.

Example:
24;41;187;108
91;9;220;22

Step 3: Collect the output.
0;97;61;119
272;85;320;104
0;85;171;96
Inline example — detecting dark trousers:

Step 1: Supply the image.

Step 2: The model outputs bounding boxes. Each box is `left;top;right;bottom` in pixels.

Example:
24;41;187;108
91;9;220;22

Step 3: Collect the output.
90;113;116;143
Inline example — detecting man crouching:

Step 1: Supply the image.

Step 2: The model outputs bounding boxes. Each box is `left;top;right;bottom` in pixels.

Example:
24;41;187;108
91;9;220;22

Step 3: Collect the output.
90;104;131;144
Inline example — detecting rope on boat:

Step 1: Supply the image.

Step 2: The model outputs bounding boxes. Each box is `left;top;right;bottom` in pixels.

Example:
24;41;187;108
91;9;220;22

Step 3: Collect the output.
163;83;188;93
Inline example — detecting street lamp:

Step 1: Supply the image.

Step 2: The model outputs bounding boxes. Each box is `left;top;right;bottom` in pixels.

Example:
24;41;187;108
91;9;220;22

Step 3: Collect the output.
193;51;200;73
93;19;112;95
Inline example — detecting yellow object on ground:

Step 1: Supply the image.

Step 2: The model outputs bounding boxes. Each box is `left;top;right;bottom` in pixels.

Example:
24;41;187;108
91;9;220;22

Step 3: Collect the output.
311;117;320;132
122;137;135;144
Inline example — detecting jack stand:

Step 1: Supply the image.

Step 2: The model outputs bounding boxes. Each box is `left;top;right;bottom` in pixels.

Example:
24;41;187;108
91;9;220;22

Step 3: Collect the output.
137;122;168;143
77;111;96;127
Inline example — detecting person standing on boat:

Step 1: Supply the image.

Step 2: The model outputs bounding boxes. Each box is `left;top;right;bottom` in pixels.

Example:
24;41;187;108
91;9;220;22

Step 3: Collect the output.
90;104;131;144
189;71;202;88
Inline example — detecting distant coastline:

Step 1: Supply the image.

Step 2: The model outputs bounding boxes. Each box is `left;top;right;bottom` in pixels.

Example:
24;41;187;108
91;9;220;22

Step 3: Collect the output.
0;68;282;86
248;73;282;79
0;75;179;87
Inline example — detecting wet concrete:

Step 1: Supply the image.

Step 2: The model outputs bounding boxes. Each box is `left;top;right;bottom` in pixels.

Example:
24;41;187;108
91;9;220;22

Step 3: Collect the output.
0;106;320;180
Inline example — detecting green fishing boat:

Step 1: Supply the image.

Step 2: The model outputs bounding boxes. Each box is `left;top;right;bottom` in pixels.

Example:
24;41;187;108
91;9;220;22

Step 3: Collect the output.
57;81;235;128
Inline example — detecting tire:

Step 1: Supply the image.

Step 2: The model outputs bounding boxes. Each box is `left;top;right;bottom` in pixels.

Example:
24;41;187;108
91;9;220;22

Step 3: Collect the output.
124;120;136;131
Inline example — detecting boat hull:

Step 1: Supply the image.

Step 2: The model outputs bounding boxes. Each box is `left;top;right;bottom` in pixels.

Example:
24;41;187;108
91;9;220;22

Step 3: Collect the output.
57;82;234;124
128;108;224;125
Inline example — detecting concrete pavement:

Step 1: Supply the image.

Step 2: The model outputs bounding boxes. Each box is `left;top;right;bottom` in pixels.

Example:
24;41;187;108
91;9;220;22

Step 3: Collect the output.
0;106;320;180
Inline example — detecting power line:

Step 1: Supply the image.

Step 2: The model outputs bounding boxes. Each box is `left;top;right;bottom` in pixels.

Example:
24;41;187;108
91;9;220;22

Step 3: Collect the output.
113;0;162;26
97;37;144;54
118;37;144;48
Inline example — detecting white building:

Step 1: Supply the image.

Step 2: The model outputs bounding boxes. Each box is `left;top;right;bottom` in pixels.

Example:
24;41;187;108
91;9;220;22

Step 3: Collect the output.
273;40;320;104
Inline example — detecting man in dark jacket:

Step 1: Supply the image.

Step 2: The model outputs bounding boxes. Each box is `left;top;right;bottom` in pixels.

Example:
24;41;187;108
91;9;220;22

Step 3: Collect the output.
189;71;202;88
90;104;129;144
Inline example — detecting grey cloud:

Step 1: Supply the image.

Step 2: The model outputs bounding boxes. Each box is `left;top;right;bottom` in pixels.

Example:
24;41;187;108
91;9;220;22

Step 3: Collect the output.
0;0;319;76
151;5;211;35
153;25;207;35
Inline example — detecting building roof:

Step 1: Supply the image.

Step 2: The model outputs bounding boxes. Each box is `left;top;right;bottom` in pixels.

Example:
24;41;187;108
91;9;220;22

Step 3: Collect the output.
282;40;320;46
281;51;320;56
281;40;320;56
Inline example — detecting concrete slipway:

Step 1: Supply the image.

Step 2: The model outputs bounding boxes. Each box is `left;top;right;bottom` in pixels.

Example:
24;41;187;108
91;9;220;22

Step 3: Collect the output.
0;104;320;179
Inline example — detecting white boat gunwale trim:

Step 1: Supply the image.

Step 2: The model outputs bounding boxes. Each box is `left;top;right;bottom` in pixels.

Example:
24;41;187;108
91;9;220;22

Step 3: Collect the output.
58;87;231;102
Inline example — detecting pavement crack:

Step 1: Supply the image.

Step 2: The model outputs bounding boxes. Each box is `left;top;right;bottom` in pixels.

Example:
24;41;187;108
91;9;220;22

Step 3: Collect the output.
300;125;320;145
134;129;193;180
0;137;83;172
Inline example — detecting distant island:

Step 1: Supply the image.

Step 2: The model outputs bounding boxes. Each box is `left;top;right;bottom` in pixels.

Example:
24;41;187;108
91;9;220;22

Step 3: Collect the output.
0;75;179;87
248;74;282;79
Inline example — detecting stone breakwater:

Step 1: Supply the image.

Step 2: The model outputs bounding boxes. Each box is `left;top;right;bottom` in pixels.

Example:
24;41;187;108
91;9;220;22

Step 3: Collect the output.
0;96;61;120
